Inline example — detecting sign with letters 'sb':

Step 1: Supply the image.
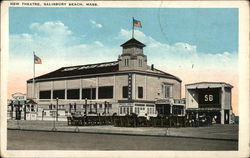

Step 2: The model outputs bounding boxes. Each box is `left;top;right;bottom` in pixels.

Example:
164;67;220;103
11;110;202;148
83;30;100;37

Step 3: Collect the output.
198;88;221;108
128;73;132;100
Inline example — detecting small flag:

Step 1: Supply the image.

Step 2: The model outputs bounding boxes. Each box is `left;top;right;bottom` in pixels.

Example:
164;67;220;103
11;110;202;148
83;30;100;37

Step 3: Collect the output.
133;19;142;28
34;54;42;64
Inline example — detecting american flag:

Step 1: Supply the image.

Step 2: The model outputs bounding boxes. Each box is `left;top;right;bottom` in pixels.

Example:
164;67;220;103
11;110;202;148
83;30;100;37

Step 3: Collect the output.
34;54;42;64
133;19;142;28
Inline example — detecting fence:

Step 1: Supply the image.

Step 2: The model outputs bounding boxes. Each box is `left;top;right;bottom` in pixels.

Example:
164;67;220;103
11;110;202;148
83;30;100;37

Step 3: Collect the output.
67;115;211;128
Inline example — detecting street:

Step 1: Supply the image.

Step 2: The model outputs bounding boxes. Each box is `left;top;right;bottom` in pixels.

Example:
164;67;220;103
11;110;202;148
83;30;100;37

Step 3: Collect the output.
7;130;238;150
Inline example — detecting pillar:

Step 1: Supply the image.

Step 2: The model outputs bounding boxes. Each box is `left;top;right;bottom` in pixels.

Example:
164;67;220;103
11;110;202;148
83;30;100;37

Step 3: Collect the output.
220;86;225;124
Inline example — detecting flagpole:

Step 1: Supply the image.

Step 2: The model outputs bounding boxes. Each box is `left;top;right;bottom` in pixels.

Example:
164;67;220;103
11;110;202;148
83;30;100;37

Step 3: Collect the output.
132;17;134;38
33;51;35;99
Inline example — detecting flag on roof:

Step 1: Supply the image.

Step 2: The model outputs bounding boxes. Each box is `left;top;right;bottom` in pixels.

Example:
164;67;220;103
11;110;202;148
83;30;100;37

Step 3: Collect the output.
34;54;42;64
133;19;142;28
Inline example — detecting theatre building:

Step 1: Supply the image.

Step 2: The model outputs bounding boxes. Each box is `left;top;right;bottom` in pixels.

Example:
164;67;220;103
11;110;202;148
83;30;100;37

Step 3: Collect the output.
185;82;233;124
26;38;184;120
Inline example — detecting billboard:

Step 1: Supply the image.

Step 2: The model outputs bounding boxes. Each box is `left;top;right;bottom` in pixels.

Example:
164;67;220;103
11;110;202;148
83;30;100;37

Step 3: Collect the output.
198;88;221;108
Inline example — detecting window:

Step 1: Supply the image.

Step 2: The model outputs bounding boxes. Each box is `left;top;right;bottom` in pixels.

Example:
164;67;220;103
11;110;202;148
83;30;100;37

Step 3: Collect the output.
99;104;103;109
163;84;173;98
39;90;51;99
53;90;65;99
31;105;34;111
126;107;129;114
124;59;129;66
82;88;96;99
122;86;128;98
67;89;80;99
135;107;139;114
98;86;113;99
120;107;122;114
173;106;183;115
138;87;143;98
139;59;143;67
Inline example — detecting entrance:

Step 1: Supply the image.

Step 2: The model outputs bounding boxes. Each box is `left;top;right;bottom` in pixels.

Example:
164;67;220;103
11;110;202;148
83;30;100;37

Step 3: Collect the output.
155;104;171;116
186;110;221;124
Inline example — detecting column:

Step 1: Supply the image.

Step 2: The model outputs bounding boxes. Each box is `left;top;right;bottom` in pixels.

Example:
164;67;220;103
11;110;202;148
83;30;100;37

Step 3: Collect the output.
80;79;82;100
50;81;53;101
221;86;225;124
36;82;40;100
65;80;67;100
96;77;99;100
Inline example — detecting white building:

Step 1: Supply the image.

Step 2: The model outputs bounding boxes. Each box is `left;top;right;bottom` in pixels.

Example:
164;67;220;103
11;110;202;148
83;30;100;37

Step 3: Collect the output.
26;38;184;120
185;82;233;124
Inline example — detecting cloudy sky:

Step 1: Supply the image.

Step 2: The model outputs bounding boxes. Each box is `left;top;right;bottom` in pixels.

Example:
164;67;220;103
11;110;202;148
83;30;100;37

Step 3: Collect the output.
9;7;238;114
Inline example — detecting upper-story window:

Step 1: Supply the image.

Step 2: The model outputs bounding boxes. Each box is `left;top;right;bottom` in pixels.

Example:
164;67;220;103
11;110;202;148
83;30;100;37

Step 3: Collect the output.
67;89;80;99
138;87;143;98
98;86;113;99
124;59;129;66
138;59;143;67
162;84;173;98
39;90;51;99
122;86;128;98
53;89;65;99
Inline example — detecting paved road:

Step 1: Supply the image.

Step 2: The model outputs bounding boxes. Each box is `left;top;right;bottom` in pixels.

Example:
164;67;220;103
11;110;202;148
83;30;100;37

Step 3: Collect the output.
7;130;237;150
7;120;238;140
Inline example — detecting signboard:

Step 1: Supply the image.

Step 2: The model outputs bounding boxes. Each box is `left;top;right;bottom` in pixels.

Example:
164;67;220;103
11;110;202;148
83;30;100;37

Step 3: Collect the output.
198;88;221;108
128;73;132;100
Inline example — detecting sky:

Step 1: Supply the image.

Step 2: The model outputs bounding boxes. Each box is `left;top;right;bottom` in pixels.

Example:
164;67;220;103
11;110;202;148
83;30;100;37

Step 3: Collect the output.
8;7;238;114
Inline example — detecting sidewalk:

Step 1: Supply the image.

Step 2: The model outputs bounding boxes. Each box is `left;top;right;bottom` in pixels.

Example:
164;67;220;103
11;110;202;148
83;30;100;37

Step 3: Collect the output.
7;120;238;141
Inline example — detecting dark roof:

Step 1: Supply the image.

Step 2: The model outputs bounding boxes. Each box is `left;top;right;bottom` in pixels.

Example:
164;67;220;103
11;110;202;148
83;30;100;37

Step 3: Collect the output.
28;61;119;82
121;38;146;48
27;99;37;105
27;61;181;82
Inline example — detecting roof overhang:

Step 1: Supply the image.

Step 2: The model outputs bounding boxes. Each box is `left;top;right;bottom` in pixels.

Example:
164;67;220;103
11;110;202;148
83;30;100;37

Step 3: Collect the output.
186;82;233;89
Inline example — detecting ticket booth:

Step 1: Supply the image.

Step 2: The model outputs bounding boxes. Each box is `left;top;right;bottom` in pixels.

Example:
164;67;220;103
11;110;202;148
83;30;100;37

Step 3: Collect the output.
185;82;233;124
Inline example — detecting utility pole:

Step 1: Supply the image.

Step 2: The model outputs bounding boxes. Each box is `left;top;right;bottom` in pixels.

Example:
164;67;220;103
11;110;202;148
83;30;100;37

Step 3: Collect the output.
85;98;87;116
104;101;107;116
24;101;26;120
107;102;109;114
56;98;58;121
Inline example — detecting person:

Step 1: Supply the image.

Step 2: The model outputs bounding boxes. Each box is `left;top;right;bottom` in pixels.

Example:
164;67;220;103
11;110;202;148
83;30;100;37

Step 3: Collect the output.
212;115;217;124
145;113;150;120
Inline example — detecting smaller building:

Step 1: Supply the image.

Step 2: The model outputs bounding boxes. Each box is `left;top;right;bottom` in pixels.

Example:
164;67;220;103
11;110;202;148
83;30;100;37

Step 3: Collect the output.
8;92;39;120
8;92;26;120
185;82;233;124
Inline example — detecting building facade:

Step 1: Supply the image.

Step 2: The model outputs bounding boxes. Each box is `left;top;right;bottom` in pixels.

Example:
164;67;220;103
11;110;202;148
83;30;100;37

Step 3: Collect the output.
8;92;39;120
185;82;233;124
26;38;184;120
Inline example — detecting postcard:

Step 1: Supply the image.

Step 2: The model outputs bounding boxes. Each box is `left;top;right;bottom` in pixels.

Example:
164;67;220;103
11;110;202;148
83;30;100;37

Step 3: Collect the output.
1;0;249;158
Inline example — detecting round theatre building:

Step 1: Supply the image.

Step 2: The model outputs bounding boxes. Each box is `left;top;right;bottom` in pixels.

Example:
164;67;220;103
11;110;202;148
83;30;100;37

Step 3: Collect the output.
185;82;233;124
26;38;184;120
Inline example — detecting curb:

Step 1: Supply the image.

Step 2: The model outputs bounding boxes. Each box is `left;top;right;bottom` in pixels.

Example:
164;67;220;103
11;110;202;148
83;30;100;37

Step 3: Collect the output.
7;128;238;142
